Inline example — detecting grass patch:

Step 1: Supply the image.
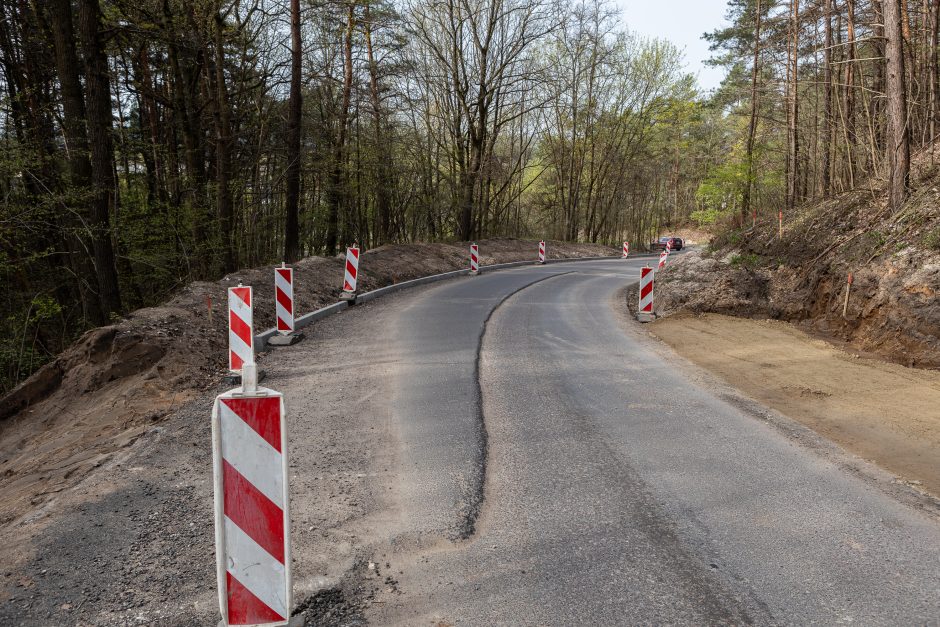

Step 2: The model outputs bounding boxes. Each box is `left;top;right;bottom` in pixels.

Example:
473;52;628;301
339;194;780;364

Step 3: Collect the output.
729;252;762;268
924;226;940;252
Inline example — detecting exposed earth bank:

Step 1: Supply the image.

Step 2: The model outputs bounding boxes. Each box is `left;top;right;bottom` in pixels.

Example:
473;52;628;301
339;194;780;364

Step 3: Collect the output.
0;239;615;539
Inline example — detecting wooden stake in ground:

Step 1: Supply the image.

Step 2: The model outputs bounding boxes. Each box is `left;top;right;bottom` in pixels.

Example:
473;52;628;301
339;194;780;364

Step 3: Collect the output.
779;211;783;240
843;273;854;318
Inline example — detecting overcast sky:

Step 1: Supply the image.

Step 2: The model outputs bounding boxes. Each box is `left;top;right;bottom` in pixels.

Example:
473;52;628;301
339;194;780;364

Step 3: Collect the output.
614;0;731;93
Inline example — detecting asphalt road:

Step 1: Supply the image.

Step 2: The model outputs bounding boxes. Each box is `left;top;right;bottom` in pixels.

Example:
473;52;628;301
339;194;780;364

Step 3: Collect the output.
367;256;940;625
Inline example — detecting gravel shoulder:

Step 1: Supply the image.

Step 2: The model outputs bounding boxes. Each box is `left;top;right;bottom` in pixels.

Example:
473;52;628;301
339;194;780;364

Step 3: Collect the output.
0;293;413;625
647;312;940;501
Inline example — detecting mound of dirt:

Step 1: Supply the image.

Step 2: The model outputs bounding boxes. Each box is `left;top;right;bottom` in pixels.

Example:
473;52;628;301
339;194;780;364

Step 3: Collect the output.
640;146;940;370
0;238;616;529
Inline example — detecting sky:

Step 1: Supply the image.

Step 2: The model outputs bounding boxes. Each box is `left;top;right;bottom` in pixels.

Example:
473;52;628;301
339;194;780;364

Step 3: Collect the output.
615;0;731;93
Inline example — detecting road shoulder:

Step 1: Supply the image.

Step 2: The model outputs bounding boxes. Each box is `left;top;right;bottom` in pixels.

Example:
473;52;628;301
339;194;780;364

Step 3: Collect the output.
612;289;940;521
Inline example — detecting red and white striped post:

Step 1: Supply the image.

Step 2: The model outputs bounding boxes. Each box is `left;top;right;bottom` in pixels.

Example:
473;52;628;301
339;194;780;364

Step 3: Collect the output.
212;361;297;626
538;240;546;264
340;245;360;303
622;242;630;258
275;264;294;335
228;285;254;373
637;266;655;322
470;243;480;275
268;265;303;347
657;248;669;270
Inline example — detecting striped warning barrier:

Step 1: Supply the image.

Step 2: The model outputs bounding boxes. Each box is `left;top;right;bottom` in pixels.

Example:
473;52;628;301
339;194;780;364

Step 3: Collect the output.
212;368;293;626
228;286;254;373
622;242;630;258
666;238;673;253
657;248;669;270
470;243;479;274
275;265;294;334
538;240;546;264
639;266;654;315
343;246;359;293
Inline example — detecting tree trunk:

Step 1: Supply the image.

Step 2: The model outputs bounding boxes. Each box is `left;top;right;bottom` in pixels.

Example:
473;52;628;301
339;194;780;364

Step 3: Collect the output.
213;10;237;273
884;0;911;210
48;0;105;325
326;2;356;255
77;0;123;319
365;3;393;244
821;0;833;194
284;0;302;262
742;0;762;220
786;0;800;211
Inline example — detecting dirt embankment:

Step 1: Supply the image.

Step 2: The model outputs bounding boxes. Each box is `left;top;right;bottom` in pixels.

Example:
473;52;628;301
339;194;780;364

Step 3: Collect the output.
649;313;940;499
641;142;940;369
0;238;616;530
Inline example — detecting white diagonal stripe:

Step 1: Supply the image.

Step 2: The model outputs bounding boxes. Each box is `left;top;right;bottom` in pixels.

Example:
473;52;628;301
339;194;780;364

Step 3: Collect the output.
274;270;292;298
220;403;284;508
224;516;288;620
228;290;252;326
276;301;293;331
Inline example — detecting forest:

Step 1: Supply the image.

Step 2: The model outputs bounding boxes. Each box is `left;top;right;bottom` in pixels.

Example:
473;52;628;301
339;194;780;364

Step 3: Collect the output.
0;0;923;392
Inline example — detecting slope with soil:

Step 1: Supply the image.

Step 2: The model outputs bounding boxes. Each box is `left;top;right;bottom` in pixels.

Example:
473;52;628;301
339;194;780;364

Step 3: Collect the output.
644;147;940;369
0;239;616;532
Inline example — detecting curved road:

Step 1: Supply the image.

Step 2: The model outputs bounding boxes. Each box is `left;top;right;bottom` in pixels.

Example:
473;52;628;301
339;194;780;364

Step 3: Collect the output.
363;257;940;624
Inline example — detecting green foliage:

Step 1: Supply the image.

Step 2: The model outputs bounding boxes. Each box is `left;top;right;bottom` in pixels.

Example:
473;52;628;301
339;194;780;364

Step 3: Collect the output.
729;252;761;268
924;227;940;252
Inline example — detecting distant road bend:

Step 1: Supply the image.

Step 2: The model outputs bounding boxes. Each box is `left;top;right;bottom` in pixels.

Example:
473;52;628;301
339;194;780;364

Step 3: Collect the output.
361;255;940;625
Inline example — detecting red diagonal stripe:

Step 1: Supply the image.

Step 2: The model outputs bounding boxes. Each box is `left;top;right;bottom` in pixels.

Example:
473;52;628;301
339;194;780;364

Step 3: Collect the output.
345;259;357;276
222;397;281;452
226;571;285;624
276;268;291;281
277;316;291;331
230;351;244;371
343;280;354;291
276;286;293;315
230;311;252;345
231;287;251;307
223;460;285;564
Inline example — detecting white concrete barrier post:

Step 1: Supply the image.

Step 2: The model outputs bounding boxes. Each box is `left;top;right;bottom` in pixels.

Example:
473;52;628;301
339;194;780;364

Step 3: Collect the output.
637;266;655;323
538;240;546;265
470;243;480;275
622;242;629;258
228;285;254;374
269;264;303;347
211;360;302;626
340;245;360;303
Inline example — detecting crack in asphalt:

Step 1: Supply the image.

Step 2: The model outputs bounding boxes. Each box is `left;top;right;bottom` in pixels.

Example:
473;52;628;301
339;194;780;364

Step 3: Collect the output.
458;270;577;541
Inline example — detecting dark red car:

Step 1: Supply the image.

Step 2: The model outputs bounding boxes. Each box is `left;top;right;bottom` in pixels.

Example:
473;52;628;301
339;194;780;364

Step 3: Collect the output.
651;236;684;251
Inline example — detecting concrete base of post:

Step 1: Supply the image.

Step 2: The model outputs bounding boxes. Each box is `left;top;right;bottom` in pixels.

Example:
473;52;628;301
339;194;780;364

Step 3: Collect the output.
268;332;304;347
339;291;358;305
470;270;480;276
636;312;656;323
222;369;266;387
218;617;304;627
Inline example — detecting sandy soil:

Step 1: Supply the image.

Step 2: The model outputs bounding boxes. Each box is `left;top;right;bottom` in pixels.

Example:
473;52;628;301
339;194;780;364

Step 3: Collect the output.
648;313;940;499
